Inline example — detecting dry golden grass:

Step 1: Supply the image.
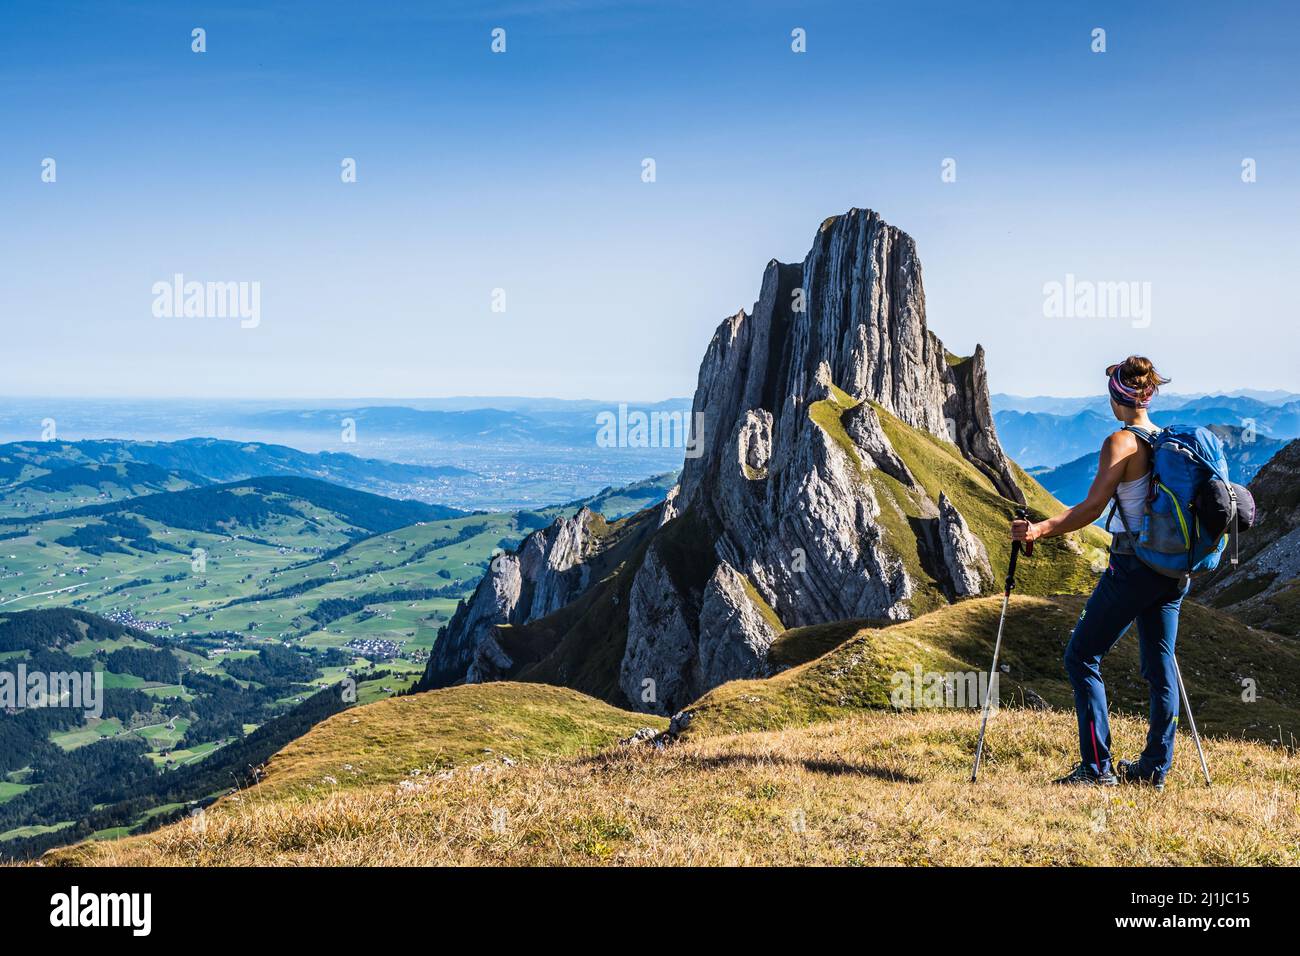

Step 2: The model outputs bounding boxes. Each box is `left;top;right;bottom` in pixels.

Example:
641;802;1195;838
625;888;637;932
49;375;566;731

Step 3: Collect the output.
242;682;664;801
43;708;1300;867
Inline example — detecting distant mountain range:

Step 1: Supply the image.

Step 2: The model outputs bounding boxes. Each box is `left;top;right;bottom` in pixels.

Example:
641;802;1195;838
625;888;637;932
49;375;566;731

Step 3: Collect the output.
0;401;691;513
1029;425;1288;512
0;398;694;450
993;395;1300;468
8;392;1290;514
0;438;474;518
992;390;1300;416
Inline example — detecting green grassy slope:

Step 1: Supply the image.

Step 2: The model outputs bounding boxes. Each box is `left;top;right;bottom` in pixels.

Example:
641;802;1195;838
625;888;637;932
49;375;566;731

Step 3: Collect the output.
680;595;1300;743
0;470;677;859
0;438;474;519
0;461;206;516
239;682;665;802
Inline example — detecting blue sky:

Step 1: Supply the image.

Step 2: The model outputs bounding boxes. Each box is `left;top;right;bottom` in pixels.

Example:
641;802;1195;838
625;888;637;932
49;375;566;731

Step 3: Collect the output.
1;0;1297;400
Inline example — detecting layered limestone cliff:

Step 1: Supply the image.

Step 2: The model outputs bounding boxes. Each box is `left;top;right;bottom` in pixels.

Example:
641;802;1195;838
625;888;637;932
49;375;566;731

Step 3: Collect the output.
418;508;600;688
619;209;1024;713
419;208;1055;713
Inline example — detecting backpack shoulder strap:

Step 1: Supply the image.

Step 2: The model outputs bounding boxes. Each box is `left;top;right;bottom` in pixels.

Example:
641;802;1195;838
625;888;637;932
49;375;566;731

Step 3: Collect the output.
1120;424;1158;446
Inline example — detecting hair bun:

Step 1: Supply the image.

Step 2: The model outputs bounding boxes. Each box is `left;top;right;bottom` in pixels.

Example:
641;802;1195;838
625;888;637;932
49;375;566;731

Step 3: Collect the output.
1120;355;1170;398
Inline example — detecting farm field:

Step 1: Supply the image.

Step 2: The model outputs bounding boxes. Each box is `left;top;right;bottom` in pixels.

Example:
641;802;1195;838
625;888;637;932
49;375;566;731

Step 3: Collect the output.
0;470;674;859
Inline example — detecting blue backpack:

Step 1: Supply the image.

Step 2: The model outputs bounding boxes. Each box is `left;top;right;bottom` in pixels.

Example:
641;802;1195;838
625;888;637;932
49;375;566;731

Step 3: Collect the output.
1109;425;1246;580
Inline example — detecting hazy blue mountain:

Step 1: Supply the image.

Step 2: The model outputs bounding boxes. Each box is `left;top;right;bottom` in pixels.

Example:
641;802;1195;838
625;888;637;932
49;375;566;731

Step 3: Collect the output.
991;390;1300;417
994;410;1115;468
0;438;473;515
990;394;1111;416
232;401;694;448
995;398;1300;468
1030;425;1286;508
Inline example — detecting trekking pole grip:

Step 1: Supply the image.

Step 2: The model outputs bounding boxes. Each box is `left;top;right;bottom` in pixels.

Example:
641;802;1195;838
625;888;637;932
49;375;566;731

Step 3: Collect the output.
1007;507;1030;592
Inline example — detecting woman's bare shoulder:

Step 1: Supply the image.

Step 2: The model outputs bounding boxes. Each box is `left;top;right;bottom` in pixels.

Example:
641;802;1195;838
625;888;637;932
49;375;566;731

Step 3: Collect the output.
1102;429;1141;451
1098;429;1146;469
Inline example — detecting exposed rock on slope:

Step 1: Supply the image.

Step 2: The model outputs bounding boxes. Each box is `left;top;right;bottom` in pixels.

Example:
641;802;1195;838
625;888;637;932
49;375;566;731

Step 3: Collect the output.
1198;438;1300;635
418;207;1107;712
415;506;656;693
420;508;599;687
937;492;993;597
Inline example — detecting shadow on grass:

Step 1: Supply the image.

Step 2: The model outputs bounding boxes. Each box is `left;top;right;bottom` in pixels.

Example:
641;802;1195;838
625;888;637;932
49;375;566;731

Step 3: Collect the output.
682;752;922;784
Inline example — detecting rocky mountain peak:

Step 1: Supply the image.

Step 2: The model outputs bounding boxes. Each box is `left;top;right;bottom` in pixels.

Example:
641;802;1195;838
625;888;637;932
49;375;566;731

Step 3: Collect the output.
418;207;1092;715
420;507;600;688
678;208;1020;514
622;208;1026;712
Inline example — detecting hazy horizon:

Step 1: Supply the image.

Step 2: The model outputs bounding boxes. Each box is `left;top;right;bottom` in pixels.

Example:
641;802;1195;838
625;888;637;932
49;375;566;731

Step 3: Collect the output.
0;387;1295;404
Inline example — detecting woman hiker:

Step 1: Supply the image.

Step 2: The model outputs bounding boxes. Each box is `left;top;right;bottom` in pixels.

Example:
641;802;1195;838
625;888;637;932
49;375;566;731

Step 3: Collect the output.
1011;356;1180;790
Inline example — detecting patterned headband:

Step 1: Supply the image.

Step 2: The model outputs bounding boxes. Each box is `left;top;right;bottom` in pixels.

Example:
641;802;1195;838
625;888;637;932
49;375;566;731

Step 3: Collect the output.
1107;365;1150;408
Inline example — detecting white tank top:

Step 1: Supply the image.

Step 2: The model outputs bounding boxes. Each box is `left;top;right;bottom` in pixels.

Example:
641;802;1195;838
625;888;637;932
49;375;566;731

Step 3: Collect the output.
1107;473;1150;532
1106;426;1156;533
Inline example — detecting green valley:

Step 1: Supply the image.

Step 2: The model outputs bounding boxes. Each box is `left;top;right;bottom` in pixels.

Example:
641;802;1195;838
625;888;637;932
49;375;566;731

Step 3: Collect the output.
0;467;676;859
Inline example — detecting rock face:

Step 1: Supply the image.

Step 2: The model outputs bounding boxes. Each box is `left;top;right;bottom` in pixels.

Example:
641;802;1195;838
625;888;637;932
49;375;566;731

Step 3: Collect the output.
418;509;599;689
937;492;993;597
1197;438;1300;635
695;562;782;688
619;209;1024;714
418;208;1033;713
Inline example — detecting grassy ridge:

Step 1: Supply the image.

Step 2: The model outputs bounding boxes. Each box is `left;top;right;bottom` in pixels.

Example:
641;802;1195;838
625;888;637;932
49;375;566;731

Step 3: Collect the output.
39;593;1300;867
238;682;665;802
41;699;1300;867
682;595;1300;743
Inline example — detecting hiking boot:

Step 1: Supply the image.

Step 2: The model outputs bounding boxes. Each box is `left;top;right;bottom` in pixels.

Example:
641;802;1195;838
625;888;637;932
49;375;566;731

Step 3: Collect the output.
1117;759;1165;791
1052;762;1118;786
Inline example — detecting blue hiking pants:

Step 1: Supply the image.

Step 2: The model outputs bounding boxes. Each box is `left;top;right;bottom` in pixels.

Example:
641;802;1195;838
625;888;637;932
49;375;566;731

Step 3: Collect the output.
1063;551;1188;780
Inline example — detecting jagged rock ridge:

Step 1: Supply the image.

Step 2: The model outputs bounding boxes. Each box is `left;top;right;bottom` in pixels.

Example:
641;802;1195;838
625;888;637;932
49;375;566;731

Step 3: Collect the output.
1197;438;1300;635
420;508;599;688
419;208;1080;714
619;209;1024;712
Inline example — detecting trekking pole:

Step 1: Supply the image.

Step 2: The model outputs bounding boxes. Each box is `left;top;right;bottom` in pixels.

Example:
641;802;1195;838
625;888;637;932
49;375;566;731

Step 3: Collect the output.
1172;655;1212;786
971;507;1032;782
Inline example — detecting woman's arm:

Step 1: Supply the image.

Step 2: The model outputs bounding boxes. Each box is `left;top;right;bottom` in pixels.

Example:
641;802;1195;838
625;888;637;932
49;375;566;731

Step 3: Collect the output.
1012;431;1138;544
